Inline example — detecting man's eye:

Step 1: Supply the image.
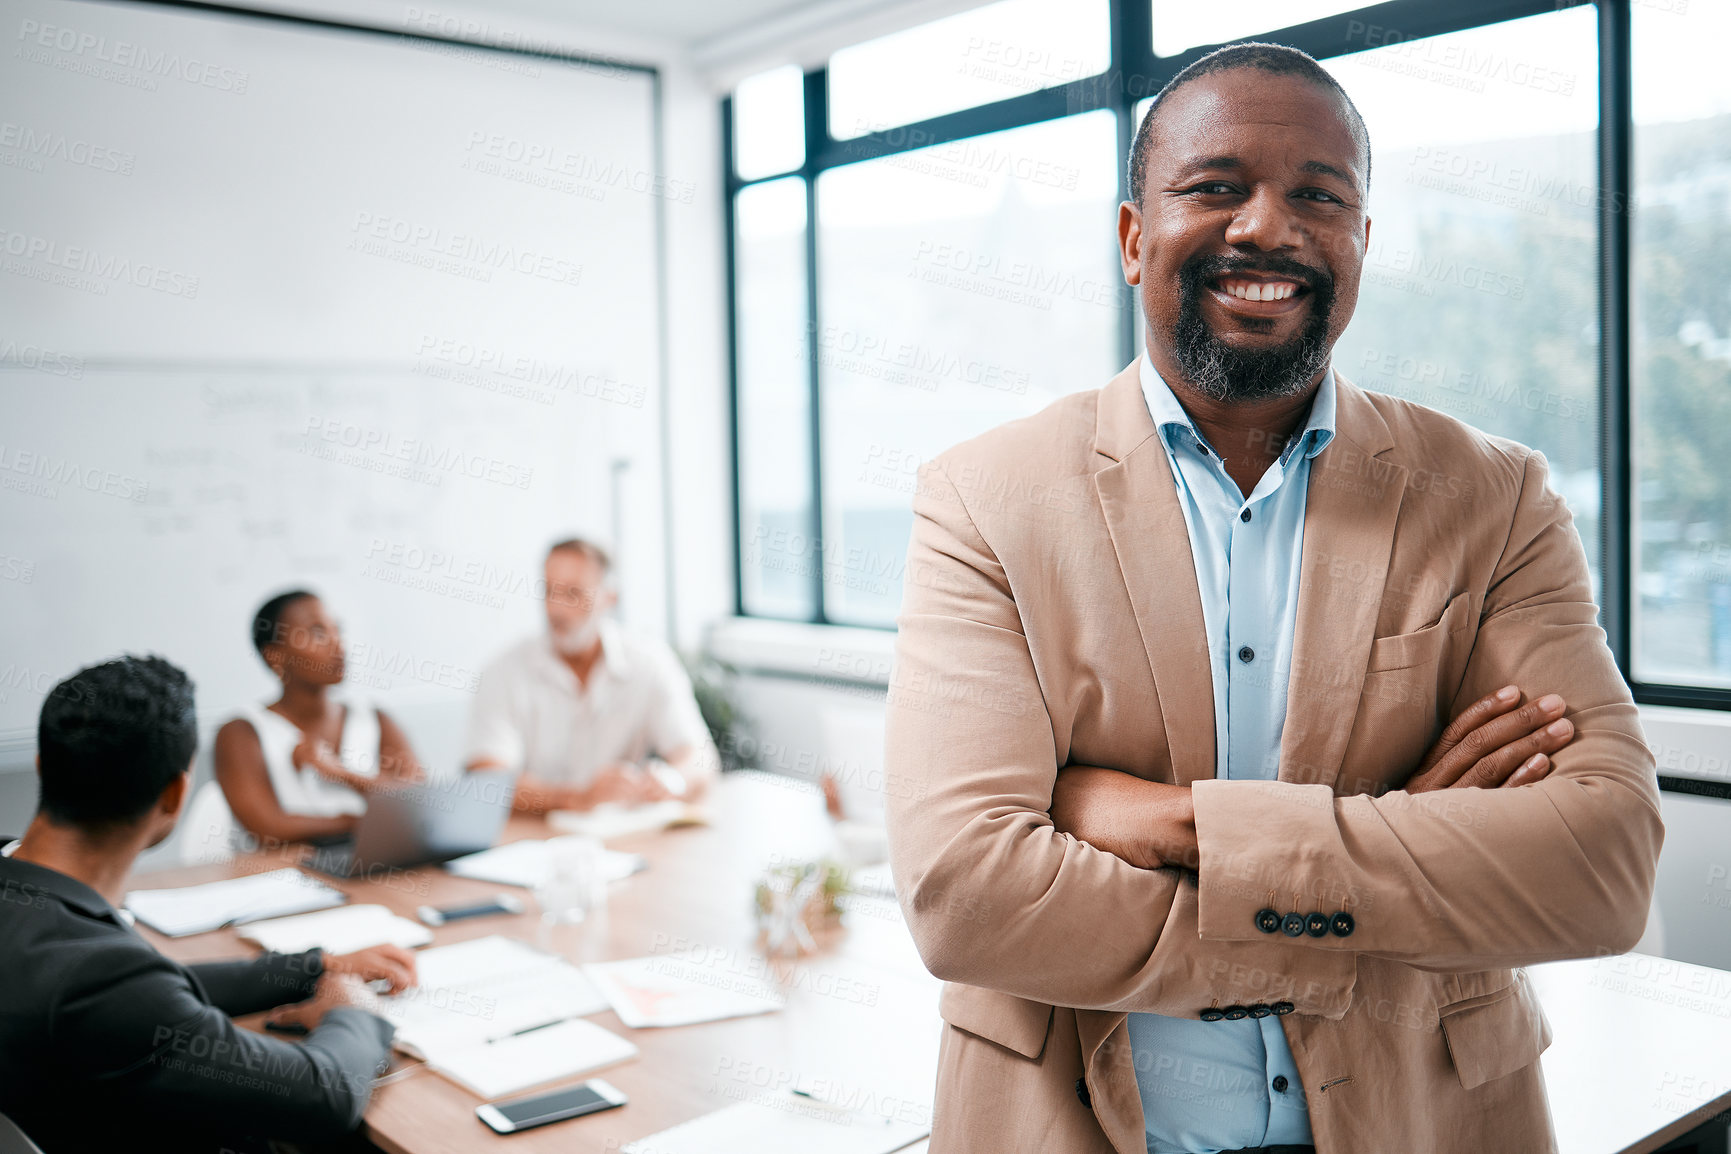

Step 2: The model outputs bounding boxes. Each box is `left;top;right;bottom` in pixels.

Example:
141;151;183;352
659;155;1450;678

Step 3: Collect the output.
1189;182;1237;195
1297;189;1342;203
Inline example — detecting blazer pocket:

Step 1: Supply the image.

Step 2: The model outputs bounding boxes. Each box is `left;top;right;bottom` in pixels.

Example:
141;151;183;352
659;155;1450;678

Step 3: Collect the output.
938;981;1055;1061
1439;970;1552;1090
1366;590;1476;673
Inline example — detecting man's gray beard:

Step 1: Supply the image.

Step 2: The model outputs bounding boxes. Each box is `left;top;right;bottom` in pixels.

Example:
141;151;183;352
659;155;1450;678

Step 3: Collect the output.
552;619;602;654
1171;311;1334;404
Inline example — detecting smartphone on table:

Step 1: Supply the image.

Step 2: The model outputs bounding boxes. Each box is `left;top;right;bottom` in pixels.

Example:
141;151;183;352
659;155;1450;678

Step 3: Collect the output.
475;1079;627;1134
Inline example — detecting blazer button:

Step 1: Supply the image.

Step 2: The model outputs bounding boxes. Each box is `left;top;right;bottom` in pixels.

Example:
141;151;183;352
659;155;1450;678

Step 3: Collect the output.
1280;913;1306;937
1075;1077;1091;1108
1200;1007;1226;1022
1330;912;1356;937
1247;1003;1272;1018
1223;1005;1249;1021
1255;908;1282;934
1272;1001;1296;1015
1305;913;1330;938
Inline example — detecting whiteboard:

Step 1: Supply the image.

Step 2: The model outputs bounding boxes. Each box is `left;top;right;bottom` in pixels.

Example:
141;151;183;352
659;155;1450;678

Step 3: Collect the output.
0;0;666;747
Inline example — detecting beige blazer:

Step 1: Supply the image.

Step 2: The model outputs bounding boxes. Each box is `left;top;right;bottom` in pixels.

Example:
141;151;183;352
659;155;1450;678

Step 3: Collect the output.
884;363;1663;1154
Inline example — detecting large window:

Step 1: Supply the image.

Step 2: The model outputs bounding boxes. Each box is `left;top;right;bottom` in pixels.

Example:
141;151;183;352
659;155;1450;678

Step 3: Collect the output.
1630;1;1731;691
725;0;1731;710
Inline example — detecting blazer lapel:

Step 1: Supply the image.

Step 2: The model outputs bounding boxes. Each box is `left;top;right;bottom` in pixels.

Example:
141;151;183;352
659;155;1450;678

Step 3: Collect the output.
1092;364;1216;788
1279;374;1407;793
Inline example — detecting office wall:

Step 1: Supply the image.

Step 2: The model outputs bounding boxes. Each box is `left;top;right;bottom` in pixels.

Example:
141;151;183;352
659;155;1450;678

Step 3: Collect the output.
0;0;715;839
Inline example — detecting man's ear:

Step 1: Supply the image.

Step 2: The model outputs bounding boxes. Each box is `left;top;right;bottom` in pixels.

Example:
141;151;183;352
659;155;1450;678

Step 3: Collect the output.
160;764;191;820
1118;201;1143;286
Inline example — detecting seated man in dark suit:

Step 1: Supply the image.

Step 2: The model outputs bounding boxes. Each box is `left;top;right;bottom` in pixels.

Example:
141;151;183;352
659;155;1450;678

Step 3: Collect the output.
0;654;416;1153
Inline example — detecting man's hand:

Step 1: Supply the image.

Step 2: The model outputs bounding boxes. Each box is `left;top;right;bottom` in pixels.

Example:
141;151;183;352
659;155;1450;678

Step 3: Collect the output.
584;762;674;806
266;973;383;1032
1050;769;1195;871
1404;685;1574;794
324;943;418;994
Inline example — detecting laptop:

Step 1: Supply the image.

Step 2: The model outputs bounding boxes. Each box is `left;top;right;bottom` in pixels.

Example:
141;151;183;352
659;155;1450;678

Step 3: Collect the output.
305;770;517;879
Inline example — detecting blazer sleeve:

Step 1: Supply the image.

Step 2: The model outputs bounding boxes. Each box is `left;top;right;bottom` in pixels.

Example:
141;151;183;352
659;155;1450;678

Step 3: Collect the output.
188;949;323;1016
1192;449;1664;968
56;945;395;1141
886;460;1357;1017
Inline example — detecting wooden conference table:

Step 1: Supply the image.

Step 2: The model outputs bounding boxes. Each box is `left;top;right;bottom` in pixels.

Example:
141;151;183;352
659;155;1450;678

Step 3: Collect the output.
140;770;1731;1154
141;771;943;1154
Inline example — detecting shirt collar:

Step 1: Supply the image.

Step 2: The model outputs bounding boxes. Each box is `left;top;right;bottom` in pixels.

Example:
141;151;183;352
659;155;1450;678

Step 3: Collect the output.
1138;353;1337;467
0;854;125;925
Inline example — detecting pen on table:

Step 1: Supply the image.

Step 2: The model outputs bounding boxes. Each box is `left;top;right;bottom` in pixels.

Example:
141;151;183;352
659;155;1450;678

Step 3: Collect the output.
790;1088;887;1120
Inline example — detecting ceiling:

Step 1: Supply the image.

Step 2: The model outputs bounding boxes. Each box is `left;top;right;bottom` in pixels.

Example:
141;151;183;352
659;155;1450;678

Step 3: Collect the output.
466;0;874;48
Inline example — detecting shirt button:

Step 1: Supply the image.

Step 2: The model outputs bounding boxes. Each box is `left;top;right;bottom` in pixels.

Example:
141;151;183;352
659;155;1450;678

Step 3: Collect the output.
1273;1075;1289;1093
1238;646;1255;664
1240;508;1252;522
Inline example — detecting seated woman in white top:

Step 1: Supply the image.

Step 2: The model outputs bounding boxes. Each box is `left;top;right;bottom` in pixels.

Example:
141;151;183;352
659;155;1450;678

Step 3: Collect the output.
214;590;423;844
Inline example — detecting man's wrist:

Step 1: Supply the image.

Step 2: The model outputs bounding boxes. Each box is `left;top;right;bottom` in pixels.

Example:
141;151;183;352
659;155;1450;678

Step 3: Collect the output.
1145;785;1199;871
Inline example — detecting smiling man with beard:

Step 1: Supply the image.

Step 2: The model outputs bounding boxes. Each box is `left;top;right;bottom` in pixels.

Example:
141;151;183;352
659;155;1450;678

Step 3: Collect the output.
883;43;1661;1154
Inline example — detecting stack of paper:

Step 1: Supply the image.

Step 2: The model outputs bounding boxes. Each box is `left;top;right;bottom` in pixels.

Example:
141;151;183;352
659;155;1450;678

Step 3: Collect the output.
584;954;785;1028
237;903;432;953
623;1101;928;1154
427;1017;637;1099
444;837;646;889
126;868;346;937
381;935;610;1060
548;800;707;841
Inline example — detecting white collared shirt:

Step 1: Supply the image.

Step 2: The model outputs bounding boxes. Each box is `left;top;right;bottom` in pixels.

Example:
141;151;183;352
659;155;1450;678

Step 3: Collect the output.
465;621;712;787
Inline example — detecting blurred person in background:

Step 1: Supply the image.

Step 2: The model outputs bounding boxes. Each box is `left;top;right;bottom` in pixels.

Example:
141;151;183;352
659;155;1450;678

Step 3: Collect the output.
214;590;424;845
465;537;717;813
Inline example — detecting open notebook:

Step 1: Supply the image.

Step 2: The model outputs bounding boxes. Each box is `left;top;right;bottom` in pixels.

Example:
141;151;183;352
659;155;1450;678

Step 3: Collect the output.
444;838;646;889
238;903;432;953
623;1101;927;1154
425;1016;637;1100
125;869;346;937
381;935;609;1059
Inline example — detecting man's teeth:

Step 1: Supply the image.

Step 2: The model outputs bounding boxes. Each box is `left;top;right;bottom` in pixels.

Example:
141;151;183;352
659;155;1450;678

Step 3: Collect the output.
1222;280;1299;302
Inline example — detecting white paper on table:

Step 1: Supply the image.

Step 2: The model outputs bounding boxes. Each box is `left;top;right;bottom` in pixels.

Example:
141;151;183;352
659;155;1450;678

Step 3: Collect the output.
125;869;346;937
622;1101;927;1154
238;903;432;954
583;954;785;1029
443;838;646;889
424;1017;637;1100
381;935;610;1059
547;800;705;841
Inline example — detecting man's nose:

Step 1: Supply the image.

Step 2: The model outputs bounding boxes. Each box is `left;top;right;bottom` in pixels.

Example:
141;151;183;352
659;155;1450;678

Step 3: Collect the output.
1223;186;1302;251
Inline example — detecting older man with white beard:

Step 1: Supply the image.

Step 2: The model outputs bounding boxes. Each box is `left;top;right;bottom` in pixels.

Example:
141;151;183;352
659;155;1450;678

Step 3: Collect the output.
465;537;717;813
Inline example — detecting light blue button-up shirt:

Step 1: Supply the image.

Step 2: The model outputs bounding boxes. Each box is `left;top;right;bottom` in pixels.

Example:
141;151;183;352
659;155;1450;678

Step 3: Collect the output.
1128;354;1337;1154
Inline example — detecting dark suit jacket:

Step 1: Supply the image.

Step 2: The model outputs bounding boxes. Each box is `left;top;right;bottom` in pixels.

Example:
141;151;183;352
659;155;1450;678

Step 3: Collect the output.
0;854;396;1153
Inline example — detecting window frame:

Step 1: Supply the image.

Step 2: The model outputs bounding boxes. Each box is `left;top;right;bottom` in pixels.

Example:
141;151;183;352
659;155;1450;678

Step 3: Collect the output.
723;0;1731;719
